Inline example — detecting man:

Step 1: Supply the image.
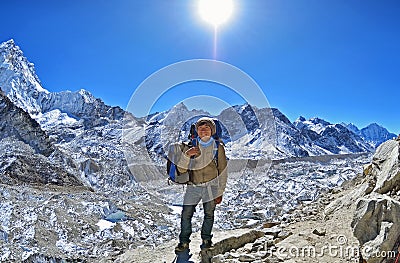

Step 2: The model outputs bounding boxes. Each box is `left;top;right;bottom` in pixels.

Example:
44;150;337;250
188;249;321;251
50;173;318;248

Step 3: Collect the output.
174;117;228;253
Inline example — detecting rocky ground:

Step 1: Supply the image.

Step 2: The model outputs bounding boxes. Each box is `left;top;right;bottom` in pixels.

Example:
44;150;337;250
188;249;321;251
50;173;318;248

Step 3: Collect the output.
108;178;363;263
0;152;370;262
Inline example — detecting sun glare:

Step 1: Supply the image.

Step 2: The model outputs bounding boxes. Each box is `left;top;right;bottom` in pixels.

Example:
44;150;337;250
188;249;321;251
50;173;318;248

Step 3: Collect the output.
198;0;234;27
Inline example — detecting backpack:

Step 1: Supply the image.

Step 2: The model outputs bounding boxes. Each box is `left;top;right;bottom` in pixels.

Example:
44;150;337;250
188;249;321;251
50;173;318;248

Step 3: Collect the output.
166;142;191;184
167;118;223;185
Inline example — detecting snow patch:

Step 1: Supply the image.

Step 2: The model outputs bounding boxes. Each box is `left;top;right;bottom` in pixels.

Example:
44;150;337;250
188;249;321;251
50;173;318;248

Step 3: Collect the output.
96;219;116;231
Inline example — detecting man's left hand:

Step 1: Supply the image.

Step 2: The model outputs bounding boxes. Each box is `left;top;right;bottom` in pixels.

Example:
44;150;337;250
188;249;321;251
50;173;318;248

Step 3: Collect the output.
214;195;223;205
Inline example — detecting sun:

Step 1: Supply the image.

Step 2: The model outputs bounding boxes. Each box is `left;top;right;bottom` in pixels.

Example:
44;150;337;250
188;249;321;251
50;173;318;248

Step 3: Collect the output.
198;0;234;28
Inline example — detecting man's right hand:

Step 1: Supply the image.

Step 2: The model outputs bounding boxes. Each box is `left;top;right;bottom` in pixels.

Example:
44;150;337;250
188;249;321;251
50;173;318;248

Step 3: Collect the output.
185;147;199;157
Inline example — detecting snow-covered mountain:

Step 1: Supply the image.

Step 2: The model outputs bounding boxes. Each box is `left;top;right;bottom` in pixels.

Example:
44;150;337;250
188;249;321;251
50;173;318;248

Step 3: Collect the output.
294;117;374;154
0;39;396;261
342;122;359;134
342;122;396;147
0;40;126;131
145;104;385;161
359;123;396;147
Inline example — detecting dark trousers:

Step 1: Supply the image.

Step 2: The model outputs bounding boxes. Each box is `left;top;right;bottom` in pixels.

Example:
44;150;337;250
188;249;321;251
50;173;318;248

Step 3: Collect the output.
178;185;217;243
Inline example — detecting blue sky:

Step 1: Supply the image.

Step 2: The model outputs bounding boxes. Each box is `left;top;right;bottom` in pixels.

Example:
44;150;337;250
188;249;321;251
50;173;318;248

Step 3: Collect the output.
1;0;399;134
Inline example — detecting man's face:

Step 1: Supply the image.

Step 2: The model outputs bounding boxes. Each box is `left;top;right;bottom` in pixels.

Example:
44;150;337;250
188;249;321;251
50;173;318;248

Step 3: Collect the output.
197;123;212;139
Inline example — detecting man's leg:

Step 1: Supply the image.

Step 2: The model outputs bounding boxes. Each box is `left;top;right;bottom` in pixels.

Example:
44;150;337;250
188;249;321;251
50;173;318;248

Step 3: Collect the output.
178;204;195;244
201;200;216;242
178;185;202;245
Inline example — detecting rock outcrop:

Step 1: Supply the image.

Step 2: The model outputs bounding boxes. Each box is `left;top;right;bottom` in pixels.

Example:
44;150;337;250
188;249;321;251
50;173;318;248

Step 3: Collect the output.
351;138;400;263
0;88;53;156
352;196;400;263
200;230;265;263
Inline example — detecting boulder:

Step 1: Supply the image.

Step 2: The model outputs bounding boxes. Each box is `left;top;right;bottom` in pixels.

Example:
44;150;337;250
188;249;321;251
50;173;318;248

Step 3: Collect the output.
351;139;400;263
351;194;400;263
370;140;400;195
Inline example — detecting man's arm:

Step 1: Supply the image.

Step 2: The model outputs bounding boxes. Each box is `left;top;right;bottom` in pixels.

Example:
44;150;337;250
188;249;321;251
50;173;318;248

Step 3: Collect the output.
175;143;194;174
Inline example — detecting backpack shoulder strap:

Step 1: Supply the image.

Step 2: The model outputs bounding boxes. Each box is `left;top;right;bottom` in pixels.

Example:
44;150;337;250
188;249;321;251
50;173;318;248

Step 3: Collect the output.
213;139;220;168
181;140;191;149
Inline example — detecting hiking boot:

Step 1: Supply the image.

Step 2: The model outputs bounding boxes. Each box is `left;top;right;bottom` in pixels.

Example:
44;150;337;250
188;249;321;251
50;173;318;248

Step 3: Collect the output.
200;240;213;250
175;242;189;253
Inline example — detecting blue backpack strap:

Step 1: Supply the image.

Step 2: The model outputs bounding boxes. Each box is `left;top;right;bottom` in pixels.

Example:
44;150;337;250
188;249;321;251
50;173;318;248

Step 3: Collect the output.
169;162;177;182
213;139;220;168
168;144;177;182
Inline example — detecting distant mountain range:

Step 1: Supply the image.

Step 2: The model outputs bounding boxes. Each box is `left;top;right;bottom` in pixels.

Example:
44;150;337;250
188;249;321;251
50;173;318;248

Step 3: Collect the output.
0;39;396;165
146;104;395;161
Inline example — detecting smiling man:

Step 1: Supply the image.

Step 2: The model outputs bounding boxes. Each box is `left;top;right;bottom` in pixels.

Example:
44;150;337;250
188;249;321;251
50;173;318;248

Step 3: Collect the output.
174;117;228;253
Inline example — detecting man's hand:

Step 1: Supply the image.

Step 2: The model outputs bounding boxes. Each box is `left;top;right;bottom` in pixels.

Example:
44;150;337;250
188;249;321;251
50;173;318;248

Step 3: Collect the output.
214;195;223;205
185;147;199;157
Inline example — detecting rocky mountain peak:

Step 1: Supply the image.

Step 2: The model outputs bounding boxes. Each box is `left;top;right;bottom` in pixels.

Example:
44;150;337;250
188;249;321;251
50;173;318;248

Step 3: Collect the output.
174;101;188;111
309;117;331;126
78;88;97;104
0;40;126;132
271;108;292;126
0;39;45;92
294;116;331;134
0;88;53;156
360;123;397;147
0;39;48;115
343;122;360;133
297;116;306;122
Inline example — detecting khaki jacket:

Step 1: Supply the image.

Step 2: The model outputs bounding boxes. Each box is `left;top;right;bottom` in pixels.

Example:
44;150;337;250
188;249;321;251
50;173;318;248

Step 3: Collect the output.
176;140;228;190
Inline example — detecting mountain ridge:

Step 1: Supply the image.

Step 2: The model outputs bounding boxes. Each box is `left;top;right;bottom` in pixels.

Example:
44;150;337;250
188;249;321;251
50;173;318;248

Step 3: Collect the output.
0;39;396;146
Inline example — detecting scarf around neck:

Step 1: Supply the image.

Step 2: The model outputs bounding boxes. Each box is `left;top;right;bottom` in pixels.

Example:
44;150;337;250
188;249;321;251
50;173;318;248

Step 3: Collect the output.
198;137;215;148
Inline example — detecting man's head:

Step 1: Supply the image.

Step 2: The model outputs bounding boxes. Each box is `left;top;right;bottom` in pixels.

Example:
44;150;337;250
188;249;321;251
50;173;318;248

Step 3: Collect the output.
195;117;216;138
